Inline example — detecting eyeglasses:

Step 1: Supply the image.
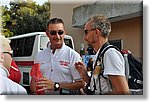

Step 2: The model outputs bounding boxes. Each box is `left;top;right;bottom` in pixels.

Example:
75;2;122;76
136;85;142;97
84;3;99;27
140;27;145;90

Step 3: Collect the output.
48;30;64;35
84;29;96;35
3;50;13;57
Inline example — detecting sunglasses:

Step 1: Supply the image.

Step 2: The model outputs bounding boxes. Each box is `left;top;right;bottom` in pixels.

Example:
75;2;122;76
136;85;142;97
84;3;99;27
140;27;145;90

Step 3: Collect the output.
49;30;64;35
3;50;13;57
84;29;96;35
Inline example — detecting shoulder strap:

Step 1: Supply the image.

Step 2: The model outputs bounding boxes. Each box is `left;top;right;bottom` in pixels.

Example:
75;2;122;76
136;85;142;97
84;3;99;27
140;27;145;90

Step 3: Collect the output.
92;42;129;94
95;42;111;65
99;42;111;56
99;44;130;80
94;42;121;77
97;42;119;61
93;42;117;78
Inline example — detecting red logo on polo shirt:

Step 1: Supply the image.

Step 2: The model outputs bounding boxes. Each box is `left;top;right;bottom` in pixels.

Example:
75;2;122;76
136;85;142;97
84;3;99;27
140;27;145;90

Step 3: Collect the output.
59;61;70;67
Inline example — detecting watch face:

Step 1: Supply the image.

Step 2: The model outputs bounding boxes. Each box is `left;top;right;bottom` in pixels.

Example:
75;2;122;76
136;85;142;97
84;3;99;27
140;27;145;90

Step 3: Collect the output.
55;83;60;88
54;82;60;91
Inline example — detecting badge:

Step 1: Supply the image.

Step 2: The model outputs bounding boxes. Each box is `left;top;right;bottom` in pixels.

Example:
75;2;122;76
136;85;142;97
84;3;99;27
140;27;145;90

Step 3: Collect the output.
94;65;101;75
96;60;101;66
96;57;102;66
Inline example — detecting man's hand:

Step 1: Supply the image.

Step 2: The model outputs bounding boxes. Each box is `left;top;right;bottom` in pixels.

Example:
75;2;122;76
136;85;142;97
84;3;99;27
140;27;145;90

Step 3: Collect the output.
75;62;90;83
36;77;55;92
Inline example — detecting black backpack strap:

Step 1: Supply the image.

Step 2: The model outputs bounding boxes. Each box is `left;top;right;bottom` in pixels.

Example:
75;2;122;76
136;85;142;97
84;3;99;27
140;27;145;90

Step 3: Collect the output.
93;42;112;77
100;44;119;57
95;42;111;66
100;45;131;81
97;44;119;77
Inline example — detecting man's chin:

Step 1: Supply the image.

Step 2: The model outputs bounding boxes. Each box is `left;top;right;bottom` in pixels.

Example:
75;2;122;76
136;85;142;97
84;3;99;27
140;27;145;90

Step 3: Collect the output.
54;42;63;48
88;44;91;46
87;43;92;47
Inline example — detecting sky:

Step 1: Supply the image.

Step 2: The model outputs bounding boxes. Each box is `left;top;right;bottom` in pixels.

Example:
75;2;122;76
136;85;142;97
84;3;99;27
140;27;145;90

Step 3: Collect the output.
0;0;143;6
0;0;48;6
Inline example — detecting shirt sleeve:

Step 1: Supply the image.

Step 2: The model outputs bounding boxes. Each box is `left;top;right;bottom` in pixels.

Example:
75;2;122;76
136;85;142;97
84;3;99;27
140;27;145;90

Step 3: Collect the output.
103;48;125;76
69;51;82;81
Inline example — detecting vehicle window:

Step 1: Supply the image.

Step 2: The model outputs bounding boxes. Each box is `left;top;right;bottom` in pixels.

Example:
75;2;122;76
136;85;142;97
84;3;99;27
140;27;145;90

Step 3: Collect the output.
64;38;73;49
10;35;36;57
40;36;49;50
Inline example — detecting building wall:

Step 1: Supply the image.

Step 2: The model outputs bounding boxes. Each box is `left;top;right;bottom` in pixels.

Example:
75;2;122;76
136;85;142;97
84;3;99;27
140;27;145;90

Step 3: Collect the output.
51;3;142;60
50;3;86;53
110;16;142;60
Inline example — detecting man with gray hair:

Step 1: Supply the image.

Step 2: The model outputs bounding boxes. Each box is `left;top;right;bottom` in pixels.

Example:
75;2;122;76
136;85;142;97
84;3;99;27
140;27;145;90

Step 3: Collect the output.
0;34;27;95
75;15;129;95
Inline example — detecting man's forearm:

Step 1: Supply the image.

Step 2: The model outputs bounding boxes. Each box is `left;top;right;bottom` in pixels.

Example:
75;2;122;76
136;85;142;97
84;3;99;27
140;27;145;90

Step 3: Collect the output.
60;80;85;90
83;74;90;84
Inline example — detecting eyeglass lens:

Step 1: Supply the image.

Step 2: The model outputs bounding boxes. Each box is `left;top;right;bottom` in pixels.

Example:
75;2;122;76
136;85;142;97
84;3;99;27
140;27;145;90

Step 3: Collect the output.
50;30;64;35
84;29;96;35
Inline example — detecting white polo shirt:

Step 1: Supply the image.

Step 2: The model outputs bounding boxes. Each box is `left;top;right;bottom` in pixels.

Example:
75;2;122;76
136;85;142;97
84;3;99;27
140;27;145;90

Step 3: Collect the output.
0;65;27;95
34;43;82;83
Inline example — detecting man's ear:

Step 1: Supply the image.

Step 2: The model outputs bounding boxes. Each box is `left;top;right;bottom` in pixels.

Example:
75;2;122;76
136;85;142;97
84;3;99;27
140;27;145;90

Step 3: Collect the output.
45;30;50;37
95;29;100;36
96;29;103;37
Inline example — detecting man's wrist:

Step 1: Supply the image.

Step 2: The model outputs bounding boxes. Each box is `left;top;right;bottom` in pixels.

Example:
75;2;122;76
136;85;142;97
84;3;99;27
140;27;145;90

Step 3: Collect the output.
84;74;90;84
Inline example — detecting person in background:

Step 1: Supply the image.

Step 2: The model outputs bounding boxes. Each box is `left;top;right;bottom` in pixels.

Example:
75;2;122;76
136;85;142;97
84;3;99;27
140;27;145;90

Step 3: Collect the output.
8;60;21;83
86;45;96;55
0;34;27;95
30;18;84;95
75;15;129;95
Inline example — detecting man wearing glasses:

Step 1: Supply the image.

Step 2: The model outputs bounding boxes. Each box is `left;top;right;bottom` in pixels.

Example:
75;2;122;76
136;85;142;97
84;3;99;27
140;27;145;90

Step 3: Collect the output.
75;15;129;95
0;34;27;95
30;18;84;95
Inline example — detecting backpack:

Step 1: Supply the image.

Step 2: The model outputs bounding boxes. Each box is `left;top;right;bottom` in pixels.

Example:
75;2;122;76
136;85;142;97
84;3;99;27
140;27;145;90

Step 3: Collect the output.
100;42;143;90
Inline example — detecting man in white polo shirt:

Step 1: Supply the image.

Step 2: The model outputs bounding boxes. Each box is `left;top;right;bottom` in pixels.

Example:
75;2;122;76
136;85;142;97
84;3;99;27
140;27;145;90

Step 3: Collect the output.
30;18;84;95
0;34;27;95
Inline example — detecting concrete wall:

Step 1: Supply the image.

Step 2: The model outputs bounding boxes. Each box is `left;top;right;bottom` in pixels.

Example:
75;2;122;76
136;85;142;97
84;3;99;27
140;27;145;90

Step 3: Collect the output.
72;2;142;27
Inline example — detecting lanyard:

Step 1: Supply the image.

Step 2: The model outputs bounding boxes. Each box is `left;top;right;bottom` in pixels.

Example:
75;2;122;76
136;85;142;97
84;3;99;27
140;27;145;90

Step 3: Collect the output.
91;42;110;94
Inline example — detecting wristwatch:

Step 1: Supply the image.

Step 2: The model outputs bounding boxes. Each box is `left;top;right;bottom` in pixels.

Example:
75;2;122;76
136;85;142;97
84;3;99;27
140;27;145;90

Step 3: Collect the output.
54;82;60;91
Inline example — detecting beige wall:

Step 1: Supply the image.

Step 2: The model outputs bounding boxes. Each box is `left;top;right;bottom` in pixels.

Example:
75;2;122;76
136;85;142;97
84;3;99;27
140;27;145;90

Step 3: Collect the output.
110;17;142;60
51;3;142;60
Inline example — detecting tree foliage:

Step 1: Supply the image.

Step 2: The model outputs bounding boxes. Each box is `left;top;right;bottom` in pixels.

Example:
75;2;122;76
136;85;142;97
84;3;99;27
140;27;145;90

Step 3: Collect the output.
1;0;50;37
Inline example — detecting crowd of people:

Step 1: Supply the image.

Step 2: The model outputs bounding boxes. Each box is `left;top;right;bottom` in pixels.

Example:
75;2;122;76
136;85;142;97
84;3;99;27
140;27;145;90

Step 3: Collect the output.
0;14;130;95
